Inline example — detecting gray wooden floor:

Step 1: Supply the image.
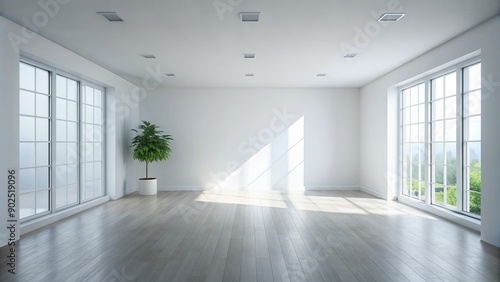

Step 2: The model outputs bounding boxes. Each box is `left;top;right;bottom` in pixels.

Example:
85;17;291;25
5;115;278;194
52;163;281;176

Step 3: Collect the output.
1;190;499;281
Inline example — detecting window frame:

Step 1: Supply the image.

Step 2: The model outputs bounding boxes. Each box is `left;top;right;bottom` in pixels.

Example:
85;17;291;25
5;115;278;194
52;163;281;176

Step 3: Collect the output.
19;57;106;222
398;56;481;219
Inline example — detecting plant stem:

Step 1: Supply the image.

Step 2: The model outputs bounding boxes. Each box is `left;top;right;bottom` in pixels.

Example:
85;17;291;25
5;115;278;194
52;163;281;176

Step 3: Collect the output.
146;161;149;179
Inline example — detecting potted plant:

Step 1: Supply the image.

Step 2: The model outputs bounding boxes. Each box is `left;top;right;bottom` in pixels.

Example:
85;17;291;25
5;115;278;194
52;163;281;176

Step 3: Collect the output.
131;121;173;195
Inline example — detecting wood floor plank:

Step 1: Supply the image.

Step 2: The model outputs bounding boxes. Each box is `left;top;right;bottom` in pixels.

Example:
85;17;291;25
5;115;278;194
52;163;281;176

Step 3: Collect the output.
0;190;498;282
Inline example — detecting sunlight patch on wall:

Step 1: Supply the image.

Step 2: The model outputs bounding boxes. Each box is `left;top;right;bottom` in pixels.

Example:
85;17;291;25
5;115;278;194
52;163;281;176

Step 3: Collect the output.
209;116;305;191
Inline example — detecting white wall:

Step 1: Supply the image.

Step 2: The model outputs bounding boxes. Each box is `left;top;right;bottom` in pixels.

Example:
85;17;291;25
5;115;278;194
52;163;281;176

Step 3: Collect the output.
360;15;500;247
0;16;139;247
138;88;360;191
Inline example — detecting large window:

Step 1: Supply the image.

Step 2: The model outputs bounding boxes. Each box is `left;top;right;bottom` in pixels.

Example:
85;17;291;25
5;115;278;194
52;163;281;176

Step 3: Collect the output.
19;60;105;221
400;60;481;217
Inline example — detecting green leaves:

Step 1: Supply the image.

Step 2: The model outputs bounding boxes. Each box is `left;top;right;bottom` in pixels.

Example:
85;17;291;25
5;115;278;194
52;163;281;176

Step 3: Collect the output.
130;121;173;163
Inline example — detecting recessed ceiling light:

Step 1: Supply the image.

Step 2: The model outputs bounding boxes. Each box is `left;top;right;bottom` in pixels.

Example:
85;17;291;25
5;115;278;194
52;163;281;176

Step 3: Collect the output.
240;12;260;22
245;74;254;77
97;12;124;22
243;53;255;59
164;73;175;77
316;74;327;77
140;54;156;59
344;53;358;59
377;13;405;22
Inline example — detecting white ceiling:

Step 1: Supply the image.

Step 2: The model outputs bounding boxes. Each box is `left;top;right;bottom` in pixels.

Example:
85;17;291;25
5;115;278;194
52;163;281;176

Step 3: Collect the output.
1;0;499;88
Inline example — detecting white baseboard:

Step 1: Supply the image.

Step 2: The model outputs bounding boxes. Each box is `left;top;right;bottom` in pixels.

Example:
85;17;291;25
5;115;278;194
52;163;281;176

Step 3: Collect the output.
157;186;362;192
158;186;206;191
20;196;110;235
359;186;390;200
305;186;359;191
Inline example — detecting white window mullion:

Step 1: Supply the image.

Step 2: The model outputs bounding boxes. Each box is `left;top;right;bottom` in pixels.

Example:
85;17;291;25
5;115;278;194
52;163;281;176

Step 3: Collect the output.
456;68;464;212
425;80;431;204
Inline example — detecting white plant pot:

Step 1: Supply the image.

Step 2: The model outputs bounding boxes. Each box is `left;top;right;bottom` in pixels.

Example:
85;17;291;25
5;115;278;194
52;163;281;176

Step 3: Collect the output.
139;178;157;195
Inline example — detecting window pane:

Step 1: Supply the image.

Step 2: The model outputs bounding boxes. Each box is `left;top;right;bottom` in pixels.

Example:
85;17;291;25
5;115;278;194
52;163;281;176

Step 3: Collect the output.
446;187;457;207
433;99;443;120
20;143;36;168
84;143;94;162
36;94;49;117
20;193;36;219
445;143;457;165
402;107;410;125
85;87;94;104
55;187;67;208
20;168;36;193
36;118;49;141
67;122;78;142
56;98;67;120
444;73;456;97
418;124;425;142
432;143;444;164
94;143;102;161
36;190;49;214
36;143;49;166
94;162;102;179
94;126;102;142
56;143;67;165
20;90;35;116
55;165;67;187
464;63;481;92
85;162;94;181
434;164;444;185
467;142;481;164
433;121;444;142
67;79;78;101
94;179;102;197
403;125;410;141
433;77;444;99
84;124;93;142
445;119;456;142
418;104;425;123
67;143;78;164
36;68;49;94
94;108;102;125
410;106;418;123
20;63;35;91
469;191;481;215
94;90;102;107
56;75;66;98
85;105;94;123
410;88;418;105
20;116;35;141
403;90;410;107
67;164;78;185
444;96;456;119
469;168;481;192
68;101;78;121
56;120;67;142
466;91;481;116
68;184;78;205
467;116;481;141
84;181;93;200
447;166;457;186
36;167;49;190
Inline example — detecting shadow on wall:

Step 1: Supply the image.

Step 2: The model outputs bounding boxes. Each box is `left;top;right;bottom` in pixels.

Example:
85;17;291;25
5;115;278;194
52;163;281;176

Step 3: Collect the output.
206;116;305;191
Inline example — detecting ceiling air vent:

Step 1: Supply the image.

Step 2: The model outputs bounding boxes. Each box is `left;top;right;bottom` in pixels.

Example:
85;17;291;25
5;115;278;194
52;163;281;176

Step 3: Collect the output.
377;13;405;22
245;74;254;77
164;73;175;77
316;74;327;77
344;53;358;59
240;12;260;22
140;54;156;59
97;12;124;22
243;53;255;59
